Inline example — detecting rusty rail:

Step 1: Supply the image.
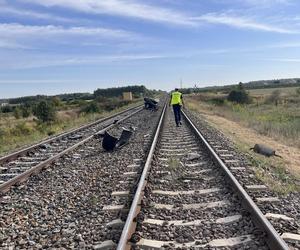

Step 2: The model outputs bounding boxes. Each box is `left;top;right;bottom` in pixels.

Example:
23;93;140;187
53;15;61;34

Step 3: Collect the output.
0;105;142;164
117;103;167;250
181;110;289;250
117;107;289;250
0;106;143;194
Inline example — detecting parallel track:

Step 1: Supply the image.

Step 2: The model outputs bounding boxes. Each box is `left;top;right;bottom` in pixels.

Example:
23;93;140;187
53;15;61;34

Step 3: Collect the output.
0;105;142;194
116;106;289;250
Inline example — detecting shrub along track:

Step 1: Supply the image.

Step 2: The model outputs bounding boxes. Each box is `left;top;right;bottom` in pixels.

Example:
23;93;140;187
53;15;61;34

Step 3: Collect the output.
115;106;295;250
0;104;163;249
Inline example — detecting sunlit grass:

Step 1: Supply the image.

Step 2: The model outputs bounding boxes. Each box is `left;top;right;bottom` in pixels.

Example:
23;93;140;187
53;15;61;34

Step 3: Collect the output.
186;93;300;148
0;101;142;156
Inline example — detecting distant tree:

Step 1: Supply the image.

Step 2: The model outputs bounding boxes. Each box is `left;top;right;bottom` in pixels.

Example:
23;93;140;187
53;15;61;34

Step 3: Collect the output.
81;102;100;114
1;105;13;113
227;83;251;104
238;82;244;90
51;96;62;107
21;104;31;118
94;85;147;99
34;101;56;122
265;90;281;105
9;95;46;105
13;106;22;119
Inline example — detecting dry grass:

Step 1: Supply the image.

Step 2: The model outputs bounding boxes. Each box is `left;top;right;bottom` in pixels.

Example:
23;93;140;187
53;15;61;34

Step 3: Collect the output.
0;101;142;156
248;86;299;96
186;90;300;194
187;93;300;148
236;140;300;195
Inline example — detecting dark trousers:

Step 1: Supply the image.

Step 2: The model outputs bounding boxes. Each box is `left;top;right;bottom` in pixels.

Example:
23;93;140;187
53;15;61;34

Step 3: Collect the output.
172;104;181;126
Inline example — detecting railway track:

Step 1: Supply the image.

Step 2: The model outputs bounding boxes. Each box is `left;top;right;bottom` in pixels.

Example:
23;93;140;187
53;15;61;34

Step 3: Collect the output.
0;102;164;249
112;105;290;250
0;105;142;194
0;101;298;249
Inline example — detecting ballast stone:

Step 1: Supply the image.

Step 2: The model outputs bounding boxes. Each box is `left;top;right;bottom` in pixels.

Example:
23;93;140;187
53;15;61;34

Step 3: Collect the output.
93;240;116;250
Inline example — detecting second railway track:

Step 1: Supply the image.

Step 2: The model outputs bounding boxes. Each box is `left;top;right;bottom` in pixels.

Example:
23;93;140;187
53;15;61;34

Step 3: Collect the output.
0;105;142;193
0;102;164;249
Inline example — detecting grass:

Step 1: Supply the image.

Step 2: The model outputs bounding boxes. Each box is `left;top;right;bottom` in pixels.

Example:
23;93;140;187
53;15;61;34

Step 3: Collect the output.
187;93;300;148
0;100;142;156
186;87;300;194
234;142;300;195
248;86;300;96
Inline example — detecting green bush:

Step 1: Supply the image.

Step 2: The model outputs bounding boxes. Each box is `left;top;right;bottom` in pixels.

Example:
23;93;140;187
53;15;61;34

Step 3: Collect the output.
0;127;7;138
209;97;225;106
34;100;56;122
227;90;250;104
51;96;62;107
102;99;131;111
1;105;13;113
265;90;281;105
13;106;22;119
21;105;31;118
10;122;32;136
227;82;251;104
47;129;56;136
81;102;100;113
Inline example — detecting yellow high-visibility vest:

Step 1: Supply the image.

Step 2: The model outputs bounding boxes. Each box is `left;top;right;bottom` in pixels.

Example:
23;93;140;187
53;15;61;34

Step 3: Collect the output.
171;91;182;105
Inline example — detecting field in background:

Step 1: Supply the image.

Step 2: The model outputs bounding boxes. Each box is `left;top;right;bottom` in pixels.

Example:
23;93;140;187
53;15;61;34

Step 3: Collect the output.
248;86;298;95
187;86;300;148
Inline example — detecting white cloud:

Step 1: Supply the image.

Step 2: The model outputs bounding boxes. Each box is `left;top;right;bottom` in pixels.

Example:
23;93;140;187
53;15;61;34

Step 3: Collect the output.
267;42;300;48
191;13;298;34
0;23;137;39
20;0;195;26
213;0;292;6
0;6;76;23
239;0;291;5
0;40;29;49
0;53;171;69
19;0;298;33
269;58;300;62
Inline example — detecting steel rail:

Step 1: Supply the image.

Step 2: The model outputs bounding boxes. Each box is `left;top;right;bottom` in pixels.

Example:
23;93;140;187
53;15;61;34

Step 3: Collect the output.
117;103;167;250
0;107;143;194
181;110;289;250
0;104;142;164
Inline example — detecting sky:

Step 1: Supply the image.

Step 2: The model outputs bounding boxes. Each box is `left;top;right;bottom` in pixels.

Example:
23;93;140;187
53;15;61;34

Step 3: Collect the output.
1;0;300;98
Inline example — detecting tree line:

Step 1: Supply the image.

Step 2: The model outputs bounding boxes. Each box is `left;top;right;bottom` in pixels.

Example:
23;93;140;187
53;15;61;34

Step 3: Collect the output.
1;85;158;123
94;85;148;98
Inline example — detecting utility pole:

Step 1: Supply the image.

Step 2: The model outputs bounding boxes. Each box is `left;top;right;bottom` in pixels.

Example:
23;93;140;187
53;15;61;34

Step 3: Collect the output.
180;78;183;89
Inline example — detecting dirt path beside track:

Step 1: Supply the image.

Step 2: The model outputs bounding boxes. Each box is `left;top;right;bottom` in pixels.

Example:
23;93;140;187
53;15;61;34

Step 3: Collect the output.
196;111;300;179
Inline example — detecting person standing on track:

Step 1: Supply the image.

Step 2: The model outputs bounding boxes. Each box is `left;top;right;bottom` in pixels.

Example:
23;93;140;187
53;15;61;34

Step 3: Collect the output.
169;88;184;127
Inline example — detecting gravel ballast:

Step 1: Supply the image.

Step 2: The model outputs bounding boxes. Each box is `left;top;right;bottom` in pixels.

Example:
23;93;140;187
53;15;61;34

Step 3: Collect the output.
184;109;300;249
0;107;162;249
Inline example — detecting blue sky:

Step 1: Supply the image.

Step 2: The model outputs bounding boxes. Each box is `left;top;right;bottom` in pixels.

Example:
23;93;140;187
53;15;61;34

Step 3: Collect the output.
1;0;300;98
